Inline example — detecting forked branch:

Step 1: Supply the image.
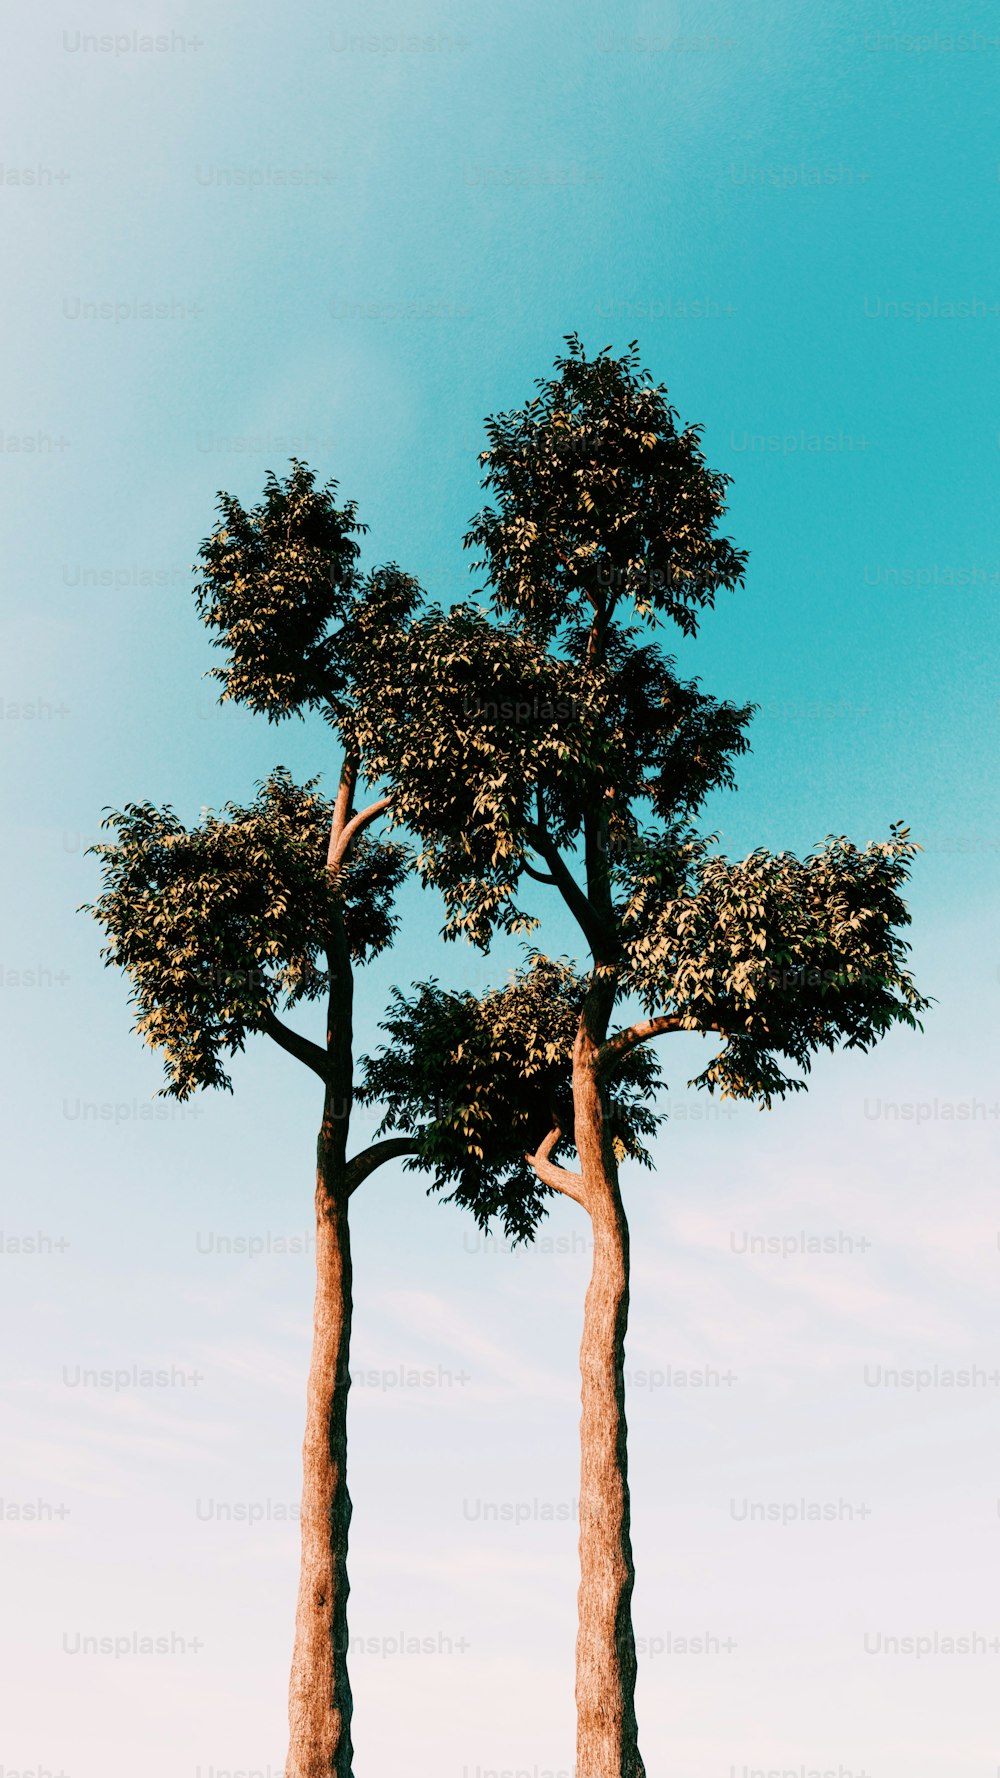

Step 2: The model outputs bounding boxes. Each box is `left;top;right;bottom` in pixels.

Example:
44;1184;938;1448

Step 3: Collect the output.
326;752;359;869
523;823;616;959
329;796;393;871
525;1125;588;1211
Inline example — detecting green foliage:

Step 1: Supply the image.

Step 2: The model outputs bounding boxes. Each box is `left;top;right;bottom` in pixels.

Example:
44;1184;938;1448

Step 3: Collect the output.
353;337;927;1152
89;341;926;1244
359;956;662;1242
352;601;754;948
352;601;567;944
86;770;407;1098
193;462;364;720
465;335;747;637
348;343;755;951
193;460;423;728
619;826;928;1104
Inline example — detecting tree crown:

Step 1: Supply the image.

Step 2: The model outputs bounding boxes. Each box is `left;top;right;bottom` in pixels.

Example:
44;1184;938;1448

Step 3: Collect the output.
353;340;927;1160
465;334;747;638
194;459;420;729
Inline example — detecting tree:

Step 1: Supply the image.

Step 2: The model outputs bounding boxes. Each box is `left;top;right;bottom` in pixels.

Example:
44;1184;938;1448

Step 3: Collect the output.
351;340;929;1778
87;466;450;1778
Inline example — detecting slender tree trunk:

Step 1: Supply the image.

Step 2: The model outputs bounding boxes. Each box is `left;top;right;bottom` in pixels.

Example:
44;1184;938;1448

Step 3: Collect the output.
573;1033;645;1778
286;1112;355;1778
285;769;394;1775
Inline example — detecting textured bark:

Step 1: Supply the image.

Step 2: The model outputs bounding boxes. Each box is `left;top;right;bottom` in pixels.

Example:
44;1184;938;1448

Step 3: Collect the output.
573;1004;645;1778
283;763;404;1777
286;1120;355;1778
287;855;357;1777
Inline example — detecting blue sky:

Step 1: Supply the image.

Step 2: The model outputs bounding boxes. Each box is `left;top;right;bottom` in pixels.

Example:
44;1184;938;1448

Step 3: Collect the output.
2;2;999;1774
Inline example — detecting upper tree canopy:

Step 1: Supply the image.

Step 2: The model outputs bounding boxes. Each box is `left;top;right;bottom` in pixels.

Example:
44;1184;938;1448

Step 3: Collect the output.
194;459;420;730
346;339;755;948
465;334;747;636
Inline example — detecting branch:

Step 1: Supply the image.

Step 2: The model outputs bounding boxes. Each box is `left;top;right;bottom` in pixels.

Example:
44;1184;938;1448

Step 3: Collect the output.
260;1009;331;1083
523;822;617;959
521;860;557;886
329;795;393;871
345;1135;421;1195
326;752;358;870
596;1015;725;1078
525;1126;588;1210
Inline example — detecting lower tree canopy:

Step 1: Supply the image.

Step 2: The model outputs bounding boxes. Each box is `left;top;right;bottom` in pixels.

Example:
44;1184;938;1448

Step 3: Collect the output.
359;955;662;1243
86;769;407;1098
358;827;929;1238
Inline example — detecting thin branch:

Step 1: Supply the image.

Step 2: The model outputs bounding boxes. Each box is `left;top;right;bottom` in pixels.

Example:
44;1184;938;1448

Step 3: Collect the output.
329;795;393;871
525;1126;588;1210
345;1135;421;1195
523;822;616;959
596;1015;726;1078
522;860;557;886
261;1009;331;1082
536;1125;562;1162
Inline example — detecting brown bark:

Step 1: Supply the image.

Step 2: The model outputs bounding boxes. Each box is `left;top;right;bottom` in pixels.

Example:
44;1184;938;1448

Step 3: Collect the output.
288;771;358;1778
528;776;645;1774
572;1003;645;1778
286;1110;355;1778
525;574;644;1775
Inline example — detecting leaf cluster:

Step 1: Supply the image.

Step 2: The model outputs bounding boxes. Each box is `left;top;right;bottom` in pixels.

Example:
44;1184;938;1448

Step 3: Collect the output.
352;602;753;947
619;826;929;1103
86;770;407;1098
465;335;747;637
193;462;364;720
358;955;662;1241
193;461;422;729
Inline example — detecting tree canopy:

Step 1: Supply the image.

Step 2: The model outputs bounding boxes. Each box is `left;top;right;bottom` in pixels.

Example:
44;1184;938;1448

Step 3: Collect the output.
193;458;420;728
87;770;407;1099
465;333;747;635
354;337;928;1231
360;954;662;1242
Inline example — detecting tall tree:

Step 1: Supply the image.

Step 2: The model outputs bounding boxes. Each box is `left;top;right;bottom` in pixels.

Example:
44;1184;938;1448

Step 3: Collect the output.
88;466;440;1778
352;340;929;1778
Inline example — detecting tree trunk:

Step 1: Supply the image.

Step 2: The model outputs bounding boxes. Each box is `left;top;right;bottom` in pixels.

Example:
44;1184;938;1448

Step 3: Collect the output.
286;1122;354;1778
573;1041;645;1778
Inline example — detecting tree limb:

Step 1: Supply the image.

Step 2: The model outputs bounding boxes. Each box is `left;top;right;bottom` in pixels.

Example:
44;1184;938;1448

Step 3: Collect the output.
261;1009;332;1083
596;1015;726;1078
345;1135;421;1195
329;795;393;871
523;823;617;959
326;752;358;870
525;1126;589;1210
522;860;558;886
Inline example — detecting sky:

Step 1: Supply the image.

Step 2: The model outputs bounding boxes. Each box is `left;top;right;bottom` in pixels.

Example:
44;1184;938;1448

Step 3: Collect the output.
1;1;999;1774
